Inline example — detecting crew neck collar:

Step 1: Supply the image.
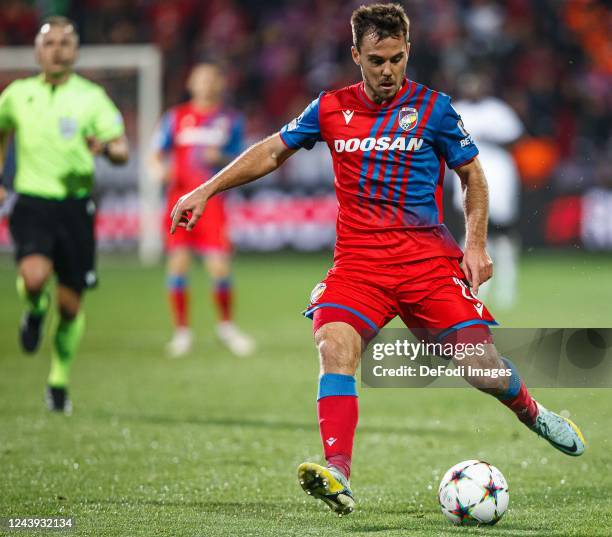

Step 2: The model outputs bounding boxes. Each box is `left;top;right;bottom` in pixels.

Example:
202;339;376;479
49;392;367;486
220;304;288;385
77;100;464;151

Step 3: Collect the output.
358;77;411;108
38;72;74;87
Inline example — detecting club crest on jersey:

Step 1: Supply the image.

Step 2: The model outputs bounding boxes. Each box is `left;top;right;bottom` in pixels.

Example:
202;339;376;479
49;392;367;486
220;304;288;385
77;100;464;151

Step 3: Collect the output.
398;107;418;132
310;282;326;304
58;117;78;139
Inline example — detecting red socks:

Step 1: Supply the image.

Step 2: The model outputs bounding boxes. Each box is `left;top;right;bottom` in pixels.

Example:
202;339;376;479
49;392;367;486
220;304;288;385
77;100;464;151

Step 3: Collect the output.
499;381;539;426
317;374;358;479
168;275;188;327
168;276;233;326
498;358;538;426
214;278;232;322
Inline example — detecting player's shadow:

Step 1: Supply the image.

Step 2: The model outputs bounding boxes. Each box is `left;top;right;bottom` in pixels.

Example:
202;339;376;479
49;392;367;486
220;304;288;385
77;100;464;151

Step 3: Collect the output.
82;497;290;513
91;409;457;437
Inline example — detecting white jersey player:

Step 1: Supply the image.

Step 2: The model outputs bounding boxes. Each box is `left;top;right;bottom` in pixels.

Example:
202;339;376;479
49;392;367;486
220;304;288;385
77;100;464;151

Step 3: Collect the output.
453;74;524;309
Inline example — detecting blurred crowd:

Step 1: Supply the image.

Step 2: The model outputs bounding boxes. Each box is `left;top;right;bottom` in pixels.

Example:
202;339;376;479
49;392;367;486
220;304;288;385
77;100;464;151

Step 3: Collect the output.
1;0;611;193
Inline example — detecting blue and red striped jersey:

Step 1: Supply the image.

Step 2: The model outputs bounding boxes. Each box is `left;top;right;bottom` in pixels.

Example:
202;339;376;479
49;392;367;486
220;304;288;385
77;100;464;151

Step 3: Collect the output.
279;78;478;266
153;102;244;202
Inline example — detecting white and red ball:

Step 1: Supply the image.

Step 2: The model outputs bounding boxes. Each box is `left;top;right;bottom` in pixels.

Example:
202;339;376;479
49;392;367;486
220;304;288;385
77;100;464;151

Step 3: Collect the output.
438;460;509;525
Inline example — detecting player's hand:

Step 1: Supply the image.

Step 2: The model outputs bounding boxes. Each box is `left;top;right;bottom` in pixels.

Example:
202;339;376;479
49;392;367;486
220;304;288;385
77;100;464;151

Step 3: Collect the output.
149;159;171;185
461;246;493;296
170;186;210;233
86;136;106;155
87;135;129;164
202;147;224;166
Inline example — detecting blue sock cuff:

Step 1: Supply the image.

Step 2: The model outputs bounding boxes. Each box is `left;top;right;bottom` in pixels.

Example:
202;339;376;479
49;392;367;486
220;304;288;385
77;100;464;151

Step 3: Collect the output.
214;277;232;291
499;357;522;400
318;373;357;400
167;275;188;290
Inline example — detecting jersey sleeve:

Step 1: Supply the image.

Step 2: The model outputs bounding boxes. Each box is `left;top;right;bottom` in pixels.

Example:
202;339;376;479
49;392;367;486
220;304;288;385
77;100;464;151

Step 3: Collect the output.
222;114;245;158
151;110;176;153
279;94;323;150
90;88;125;142
434;96;479;169
0;81;17;131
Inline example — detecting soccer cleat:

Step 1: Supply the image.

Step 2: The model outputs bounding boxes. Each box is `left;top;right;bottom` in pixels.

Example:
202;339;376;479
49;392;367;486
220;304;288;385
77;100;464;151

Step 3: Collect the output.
166;327;193;358
19;311;45;353
45;386;72;415
216;321;255;357
530;403;585;456
297;462;355;516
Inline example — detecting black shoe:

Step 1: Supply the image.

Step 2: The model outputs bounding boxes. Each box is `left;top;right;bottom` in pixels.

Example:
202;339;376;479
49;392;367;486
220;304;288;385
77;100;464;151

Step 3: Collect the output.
20;312;44;353
45;386;72;415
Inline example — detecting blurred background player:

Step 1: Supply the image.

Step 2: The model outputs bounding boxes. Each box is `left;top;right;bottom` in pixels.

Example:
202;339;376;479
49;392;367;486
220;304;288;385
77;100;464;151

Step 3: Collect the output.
452;73;524;309
149;62;254;358
0;16;128;413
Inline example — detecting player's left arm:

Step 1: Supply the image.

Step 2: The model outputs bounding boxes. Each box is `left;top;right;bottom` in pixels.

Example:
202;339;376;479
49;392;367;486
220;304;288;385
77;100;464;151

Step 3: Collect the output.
0;131;9;205
87;87;129;165
434;95;492;294
455;157;493;295
87;134;129;164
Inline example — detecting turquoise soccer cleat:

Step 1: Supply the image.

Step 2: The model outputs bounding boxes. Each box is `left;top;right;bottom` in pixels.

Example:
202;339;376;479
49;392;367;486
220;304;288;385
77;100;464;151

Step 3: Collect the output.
297;462;355;516
530;403;586;456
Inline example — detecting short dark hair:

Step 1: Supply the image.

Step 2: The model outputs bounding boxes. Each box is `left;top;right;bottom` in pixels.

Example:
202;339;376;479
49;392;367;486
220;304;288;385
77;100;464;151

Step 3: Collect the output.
351;3;410;51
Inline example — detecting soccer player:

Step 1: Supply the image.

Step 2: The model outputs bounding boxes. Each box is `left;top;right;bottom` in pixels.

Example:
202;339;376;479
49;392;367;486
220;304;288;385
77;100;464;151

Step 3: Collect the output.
149;62;254;358
170;4;585;515
0;17;129;414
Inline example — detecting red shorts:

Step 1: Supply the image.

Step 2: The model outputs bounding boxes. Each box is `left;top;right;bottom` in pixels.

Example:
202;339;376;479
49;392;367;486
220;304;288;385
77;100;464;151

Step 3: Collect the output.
165;195;231;255
304;256;496;341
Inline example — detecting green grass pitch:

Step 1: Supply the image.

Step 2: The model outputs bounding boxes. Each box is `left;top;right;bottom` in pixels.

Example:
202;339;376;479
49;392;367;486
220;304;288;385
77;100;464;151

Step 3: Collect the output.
1;251;611;536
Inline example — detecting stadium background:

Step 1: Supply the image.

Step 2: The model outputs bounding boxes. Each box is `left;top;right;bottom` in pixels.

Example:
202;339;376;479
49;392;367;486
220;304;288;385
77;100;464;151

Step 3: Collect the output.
1;1;611;536
0;0;610;253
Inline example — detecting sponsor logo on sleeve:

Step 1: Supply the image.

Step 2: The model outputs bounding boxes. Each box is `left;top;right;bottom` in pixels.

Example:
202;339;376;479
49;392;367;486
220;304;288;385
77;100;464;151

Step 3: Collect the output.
287;111;305;132
457;118;474;147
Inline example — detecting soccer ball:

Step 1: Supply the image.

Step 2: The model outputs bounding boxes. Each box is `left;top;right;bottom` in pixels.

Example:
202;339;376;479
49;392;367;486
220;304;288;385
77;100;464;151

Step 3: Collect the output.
438;460;509;526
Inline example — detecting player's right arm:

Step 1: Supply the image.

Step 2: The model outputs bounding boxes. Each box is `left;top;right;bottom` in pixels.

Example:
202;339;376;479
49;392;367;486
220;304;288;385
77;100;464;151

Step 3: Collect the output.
171;133;296;232
0;81;17;204
171;94;323;232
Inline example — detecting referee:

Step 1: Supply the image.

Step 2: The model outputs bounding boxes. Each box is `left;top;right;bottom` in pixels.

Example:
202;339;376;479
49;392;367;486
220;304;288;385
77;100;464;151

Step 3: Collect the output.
0;17;129;414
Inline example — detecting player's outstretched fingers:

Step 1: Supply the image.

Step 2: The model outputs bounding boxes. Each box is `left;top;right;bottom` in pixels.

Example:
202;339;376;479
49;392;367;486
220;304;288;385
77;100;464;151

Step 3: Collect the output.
471;276;480;296
170;201;186;234
476;258;492;292
186;209;203;231
484;259;493;283
462;262;474;293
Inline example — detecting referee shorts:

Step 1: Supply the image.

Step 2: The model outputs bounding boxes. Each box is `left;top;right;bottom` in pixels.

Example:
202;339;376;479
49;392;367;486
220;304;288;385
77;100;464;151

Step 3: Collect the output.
9;194;97;293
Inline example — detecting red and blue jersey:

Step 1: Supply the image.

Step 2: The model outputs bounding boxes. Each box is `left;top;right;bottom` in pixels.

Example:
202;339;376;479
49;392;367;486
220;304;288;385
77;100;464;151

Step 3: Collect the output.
153;102;244;202
279;79;478;266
